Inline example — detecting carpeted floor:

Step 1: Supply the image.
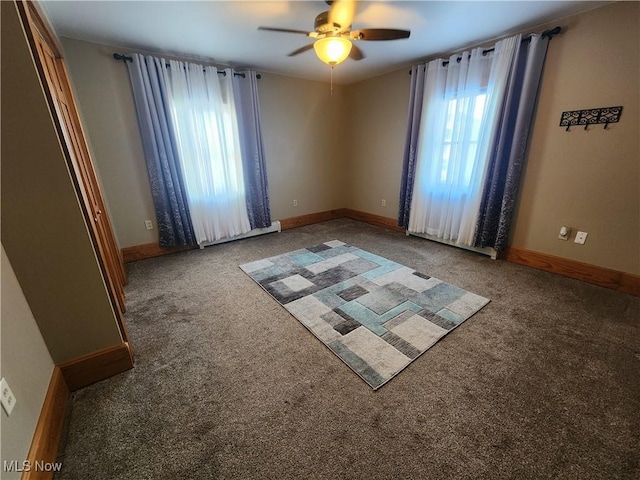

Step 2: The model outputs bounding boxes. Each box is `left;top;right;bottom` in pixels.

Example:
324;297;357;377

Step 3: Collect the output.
240;240;490;389
55;219;639;479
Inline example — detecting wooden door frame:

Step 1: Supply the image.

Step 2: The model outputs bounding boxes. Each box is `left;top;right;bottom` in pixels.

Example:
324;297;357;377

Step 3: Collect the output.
16;0;132;346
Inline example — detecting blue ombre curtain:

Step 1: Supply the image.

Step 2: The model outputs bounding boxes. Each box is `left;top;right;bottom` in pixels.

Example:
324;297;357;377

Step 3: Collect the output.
473;34;551;250
126;54;196;247
399;32;554;249
398;64;426;228
126;55;271;245
233;71;272;229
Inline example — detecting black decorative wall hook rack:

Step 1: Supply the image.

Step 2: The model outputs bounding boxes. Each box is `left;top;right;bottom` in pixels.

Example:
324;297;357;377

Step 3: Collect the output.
560;106;623;131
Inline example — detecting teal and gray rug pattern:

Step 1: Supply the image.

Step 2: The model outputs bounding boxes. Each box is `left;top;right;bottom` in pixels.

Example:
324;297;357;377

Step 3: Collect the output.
240;240;490;389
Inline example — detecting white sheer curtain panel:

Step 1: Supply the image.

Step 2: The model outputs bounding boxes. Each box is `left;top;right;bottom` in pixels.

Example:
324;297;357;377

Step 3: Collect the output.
408;35;520;245
165;61;251;244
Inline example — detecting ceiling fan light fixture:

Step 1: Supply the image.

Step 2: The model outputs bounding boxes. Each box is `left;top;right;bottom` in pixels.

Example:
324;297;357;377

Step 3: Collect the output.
313;37;352;66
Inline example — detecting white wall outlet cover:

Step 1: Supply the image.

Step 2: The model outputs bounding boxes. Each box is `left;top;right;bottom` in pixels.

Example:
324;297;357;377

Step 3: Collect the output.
575;231;588;244
1;378;16;416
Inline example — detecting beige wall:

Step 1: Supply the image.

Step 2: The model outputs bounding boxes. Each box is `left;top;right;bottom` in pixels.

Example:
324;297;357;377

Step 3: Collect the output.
1;246;55;479
258;73;348;218
512;0;639;274
59;2;638;275
1;1;123;363
61;38;349;246
345;1;638;274
60;40;157;247
344;68;411;217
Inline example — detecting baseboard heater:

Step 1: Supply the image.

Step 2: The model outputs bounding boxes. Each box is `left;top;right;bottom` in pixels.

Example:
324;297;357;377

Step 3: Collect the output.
407;231;498;260
199;221;281;249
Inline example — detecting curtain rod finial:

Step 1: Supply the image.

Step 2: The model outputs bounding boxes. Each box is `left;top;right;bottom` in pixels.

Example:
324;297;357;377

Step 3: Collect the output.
113;53;133;63
543;26;562;39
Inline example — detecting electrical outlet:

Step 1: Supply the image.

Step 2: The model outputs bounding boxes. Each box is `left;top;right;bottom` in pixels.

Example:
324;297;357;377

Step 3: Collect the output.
293;199;298;207
144;220;153;230
381;199;387;207
574;231;588;245
1;378;16;416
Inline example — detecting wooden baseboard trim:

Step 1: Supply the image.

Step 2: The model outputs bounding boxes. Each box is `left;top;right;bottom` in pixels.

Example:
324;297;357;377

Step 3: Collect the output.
279;208;404;233
343;209;405;233
23;366;69;480
120;213;637;296
502;246;640;296
58;342;134;392
123;209;404;262
122;242;195;263
279;209;347;230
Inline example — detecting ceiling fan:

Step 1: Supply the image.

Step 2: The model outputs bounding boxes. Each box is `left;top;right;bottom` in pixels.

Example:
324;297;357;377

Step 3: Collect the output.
258;0;411;67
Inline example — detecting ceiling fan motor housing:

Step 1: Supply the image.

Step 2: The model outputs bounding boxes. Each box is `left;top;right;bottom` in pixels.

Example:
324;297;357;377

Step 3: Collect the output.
315;11;343;34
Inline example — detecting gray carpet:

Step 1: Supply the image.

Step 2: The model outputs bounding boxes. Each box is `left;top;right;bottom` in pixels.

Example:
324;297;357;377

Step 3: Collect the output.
55;219;640;479
239;240;490;389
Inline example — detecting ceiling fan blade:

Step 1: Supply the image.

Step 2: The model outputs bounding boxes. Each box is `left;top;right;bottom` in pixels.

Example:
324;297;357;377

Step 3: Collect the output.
353;29;411;41
287;44;315;57
258;26;311;36
328;0;357;30
349;44;365;61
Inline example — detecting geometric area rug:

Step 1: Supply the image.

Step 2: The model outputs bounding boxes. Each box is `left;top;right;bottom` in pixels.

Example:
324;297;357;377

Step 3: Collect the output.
240;240;490;390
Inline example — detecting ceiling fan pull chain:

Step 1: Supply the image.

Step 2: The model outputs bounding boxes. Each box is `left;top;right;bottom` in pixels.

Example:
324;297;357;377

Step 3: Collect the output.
330;65;334;95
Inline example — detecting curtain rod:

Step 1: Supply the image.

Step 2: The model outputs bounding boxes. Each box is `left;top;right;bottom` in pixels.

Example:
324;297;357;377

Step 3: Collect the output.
112;53;260;79
411;26;561;71
442;26;561;67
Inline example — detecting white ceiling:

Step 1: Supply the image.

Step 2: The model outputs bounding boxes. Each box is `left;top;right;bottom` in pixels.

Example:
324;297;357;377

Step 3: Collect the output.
42;0;612;84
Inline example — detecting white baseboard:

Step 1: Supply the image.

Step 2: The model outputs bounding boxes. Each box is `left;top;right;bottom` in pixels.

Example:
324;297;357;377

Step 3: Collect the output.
407;230;498;259
198;221;281;249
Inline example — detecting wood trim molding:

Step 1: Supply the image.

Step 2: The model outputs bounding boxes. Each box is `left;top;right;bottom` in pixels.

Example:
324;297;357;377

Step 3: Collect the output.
22;344;134;478
502;246;640;296
58;342;134;391
276;209;638;296
342;209;405;233
21;1;64;56
122;242;195;263
23;367;69;480
122;209;405;262
279;208;403;232
279;209;347;230
120;210;638;296
124;210;350;262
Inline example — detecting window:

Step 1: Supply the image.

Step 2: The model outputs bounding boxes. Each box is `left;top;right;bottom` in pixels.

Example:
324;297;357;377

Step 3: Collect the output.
439;92;488;187
408;50;509;243
166;62;251;242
